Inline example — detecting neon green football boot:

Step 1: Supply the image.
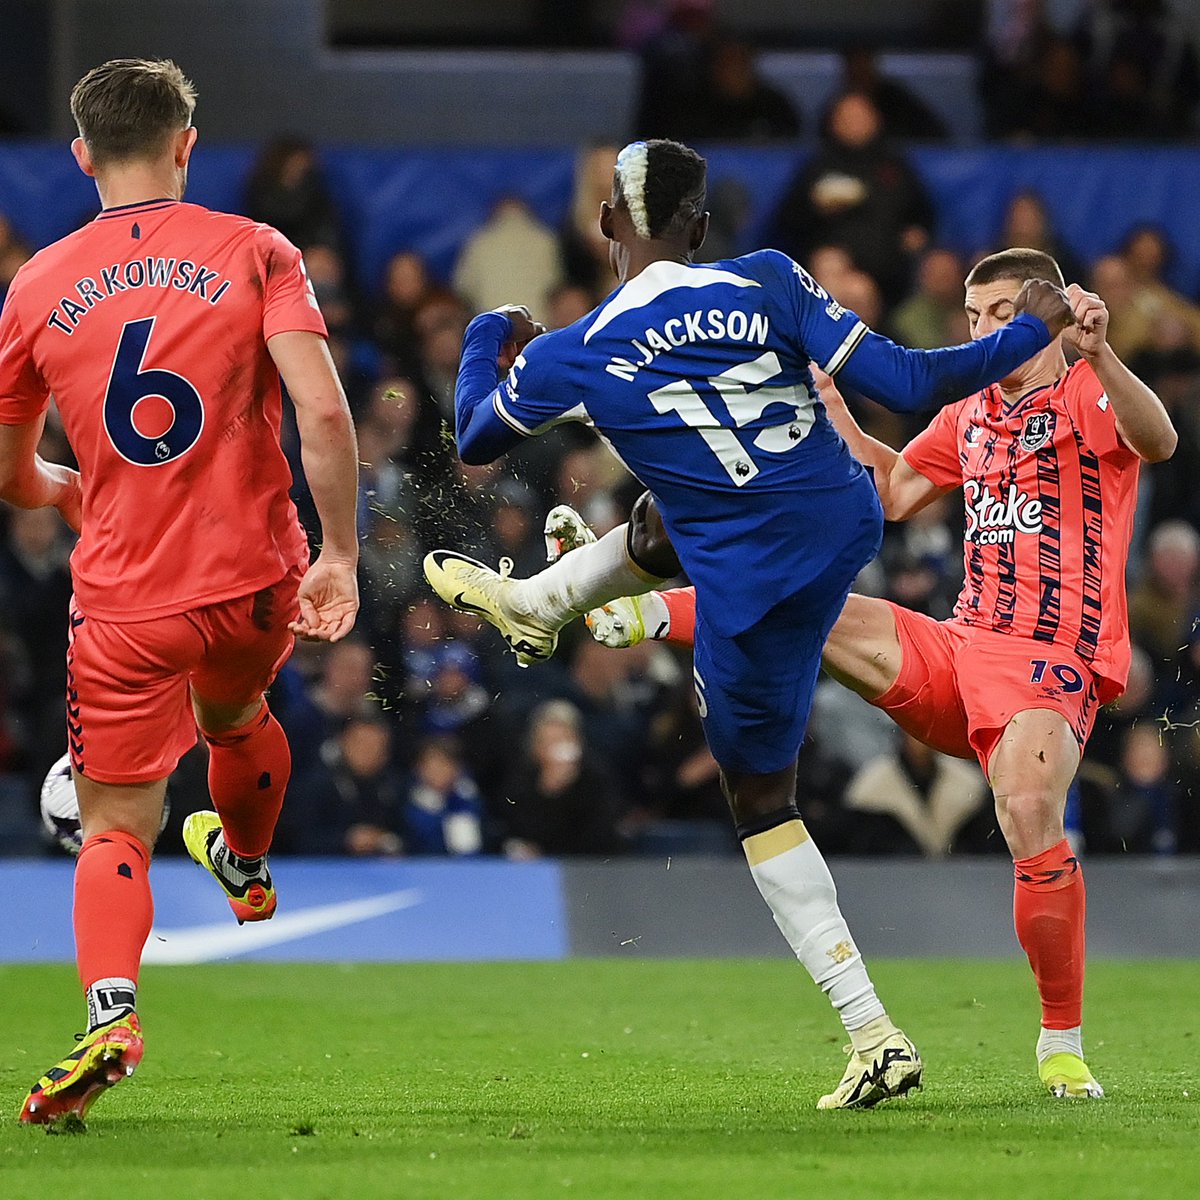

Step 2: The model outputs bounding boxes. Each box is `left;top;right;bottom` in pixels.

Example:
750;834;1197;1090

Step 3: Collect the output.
1039;1052;1104;1099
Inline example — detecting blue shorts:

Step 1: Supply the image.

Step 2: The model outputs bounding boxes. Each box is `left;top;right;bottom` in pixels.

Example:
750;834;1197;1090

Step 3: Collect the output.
692;561;862;777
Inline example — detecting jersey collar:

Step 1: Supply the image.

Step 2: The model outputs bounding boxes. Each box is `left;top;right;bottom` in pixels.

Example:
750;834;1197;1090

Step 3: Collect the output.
95;198;179;220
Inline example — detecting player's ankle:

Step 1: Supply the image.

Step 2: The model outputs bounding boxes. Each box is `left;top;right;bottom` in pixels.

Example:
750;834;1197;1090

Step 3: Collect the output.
848;1014;899;1055
641;591;670;639
1037;1025;1083;1063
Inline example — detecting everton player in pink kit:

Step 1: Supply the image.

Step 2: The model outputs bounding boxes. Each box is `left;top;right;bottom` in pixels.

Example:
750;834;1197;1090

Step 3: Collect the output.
0;60;359;1124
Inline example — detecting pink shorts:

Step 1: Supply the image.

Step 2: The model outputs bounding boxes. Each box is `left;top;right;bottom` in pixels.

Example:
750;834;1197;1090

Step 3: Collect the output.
870;604;1101;776
67;565;302;784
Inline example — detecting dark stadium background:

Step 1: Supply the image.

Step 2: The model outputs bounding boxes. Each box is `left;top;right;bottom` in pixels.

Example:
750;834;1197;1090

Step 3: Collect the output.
2;0;1200;866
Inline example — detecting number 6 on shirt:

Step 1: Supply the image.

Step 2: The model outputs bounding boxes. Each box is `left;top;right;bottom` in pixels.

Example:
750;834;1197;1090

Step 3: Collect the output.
104;317;204;466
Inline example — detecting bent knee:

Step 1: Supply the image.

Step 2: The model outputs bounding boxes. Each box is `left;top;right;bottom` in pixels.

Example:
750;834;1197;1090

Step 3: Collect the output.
628;491;681;579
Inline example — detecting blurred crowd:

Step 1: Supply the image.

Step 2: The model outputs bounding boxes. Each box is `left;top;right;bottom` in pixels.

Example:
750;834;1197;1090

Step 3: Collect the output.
4;20;1200;859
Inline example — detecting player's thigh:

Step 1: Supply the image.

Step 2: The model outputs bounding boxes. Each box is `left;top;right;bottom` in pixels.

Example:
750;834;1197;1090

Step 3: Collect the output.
190;566;301;731
693;591;838;819
958;636;1097;782
821;593;904;698
840;602;974;760
67;602;202;789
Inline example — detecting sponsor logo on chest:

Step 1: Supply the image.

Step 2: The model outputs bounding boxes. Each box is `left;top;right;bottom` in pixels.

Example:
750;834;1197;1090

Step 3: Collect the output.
963;479;1043;544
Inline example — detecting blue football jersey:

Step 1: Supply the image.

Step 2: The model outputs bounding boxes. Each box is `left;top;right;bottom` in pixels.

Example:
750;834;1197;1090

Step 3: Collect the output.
492;249;883;636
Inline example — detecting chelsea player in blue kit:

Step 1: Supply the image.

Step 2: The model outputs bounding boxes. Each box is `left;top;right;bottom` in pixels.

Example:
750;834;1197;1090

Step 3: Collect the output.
425;140;1075;1108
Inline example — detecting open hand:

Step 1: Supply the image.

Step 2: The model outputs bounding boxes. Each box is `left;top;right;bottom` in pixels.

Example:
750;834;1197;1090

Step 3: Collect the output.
289;552;359;642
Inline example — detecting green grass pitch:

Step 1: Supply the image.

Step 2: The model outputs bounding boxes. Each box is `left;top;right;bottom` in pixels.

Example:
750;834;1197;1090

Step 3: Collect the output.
2;959;1197;1199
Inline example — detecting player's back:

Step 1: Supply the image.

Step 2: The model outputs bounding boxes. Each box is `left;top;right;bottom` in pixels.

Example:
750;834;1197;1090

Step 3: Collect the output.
4;200;325;621
502;248;880;635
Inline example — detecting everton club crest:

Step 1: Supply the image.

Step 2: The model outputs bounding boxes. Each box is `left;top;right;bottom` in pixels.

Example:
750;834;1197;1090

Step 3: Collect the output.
1019;411;1054;452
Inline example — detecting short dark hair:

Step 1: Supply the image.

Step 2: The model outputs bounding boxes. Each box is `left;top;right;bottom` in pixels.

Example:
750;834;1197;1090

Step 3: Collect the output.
70;58;196;166
614;139;707;240
965;247;1064;290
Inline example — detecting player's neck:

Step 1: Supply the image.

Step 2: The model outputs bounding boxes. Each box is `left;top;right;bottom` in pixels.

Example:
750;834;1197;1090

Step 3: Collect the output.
94;164;183;211
997;350;1068;403
619;243;692;285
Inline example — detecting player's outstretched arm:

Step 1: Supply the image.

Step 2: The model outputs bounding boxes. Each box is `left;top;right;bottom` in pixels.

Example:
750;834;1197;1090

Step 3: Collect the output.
268;330;360;642
455;306;545;464
1063;284;1177;463
834;280;1075;413
815;370;949;521
0;415;82;532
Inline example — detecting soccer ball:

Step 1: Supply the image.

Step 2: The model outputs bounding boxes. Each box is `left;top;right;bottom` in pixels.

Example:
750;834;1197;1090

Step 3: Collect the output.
40;753;83;855
39;753;171;856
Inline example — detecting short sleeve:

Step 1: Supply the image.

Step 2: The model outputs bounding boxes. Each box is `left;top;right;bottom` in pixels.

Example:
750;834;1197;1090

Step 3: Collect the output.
901;402;964;487
258;228;328;342
492;333;584;436
766;250;868;374
0;287;50;426
1065;360;1137;464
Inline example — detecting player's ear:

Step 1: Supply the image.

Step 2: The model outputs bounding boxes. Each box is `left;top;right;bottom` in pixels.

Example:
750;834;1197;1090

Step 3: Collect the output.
599;200;614;241
175;126;199;167
71;137;95;178
690;212;710;254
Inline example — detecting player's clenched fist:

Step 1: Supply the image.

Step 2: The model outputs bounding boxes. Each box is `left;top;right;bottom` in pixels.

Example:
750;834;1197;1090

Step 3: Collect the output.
1012;278;1077;338
495;304;547;372
1062;283;1109;359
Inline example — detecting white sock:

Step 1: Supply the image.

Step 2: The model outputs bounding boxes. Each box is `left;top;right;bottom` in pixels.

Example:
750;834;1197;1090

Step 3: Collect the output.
1037;1025;1083;1062
211;829;265;885
640;591;671;639
510;524;665;629
86;976;137;1031
743;820;888;1039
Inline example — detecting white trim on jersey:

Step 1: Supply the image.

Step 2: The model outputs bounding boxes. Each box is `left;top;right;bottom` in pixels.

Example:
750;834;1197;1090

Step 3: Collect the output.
583;261;761;345
822;320;868;376
492;391;535;436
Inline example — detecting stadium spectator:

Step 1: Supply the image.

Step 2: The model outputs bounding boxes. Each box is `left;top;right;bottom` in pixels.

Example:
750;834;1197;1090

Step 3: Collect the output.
301;243;356;334
998;191;1084;286
1110;723;1179;854
1077;0;1200;140
1118;226;1200;349
0;507;72;773
282;715;405;856
683;39;801;143
0;213;31;305
243;135;343;250
372;250;442;375
1090;254;1156;361
413;294;471;420
277;637;381;775
452;198;563;323
546;282;596;330
834;48;948;141
632;0;719;142
842;731;995;857
560;143;620;299
401;737;484;855
499;699;625;858
773;91;934;304
1127;520;1200;666
889;248;968;349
